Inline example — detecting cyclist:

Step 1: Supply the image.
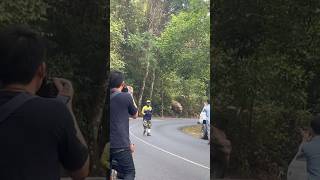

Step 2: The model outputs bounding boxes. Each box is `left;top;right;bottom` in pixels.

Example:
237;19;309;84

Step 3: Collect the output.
142;100;153;136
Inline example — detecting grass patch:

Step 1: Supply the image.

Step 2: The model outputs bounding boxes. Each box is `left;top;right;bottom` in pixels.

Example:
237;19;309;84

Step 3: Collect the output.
181;124;202;138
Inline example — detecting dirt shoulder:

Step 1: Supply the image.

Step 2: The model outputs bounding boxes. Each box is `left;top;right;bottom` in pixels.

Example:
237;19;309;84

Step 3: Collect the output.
181;124;202;138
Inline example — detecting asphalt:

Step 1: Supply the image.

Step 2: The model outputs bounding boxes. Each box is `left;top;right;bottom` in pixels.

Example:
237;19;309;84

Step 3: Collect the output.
129;118;210;180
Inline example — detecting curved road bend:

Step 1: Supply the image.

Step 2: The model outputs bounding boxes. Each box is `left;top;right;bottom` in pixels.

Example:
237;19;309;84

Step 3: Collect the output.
129;118;210;180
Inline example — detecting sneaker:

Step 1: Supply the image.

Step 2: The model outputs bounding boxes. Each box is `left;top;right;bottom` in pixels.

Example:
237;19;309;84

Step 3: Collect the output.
143;130;146;136
147;133;151;136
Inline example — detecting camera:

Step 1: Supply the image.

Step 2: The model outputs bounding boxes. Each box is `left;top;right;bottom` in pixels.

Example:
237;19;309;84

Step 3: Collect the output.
122;85;128;92
36;78;58;98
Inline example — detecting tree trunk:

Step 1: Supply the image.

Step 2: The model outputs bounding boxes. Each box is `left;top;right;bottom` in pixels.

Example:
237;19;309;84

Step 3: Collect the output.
90;81;107;175
138;59;150;110
149;67;156;100
161;79;164;118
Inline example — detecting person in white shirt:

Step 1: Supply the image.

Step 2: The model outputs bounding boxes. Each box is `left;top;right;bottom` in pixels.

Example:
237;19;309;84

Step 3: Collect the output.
201;99;210;144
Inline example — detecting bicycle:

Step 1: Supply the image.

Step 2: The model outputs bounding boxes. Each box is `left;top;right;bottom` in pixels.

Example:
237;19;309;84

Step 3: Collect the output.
201;119;209;140
143;119;152;136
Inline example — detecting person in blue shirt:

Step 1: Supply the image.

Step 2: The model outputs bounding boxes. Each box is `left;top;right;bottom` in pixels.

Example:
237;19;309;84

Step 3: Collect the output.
301;115;320;180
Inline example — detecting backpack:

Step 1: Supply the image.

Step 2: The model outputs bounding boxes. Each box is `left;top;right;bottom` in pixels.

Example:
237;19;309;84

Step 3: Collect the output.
110;91;121;100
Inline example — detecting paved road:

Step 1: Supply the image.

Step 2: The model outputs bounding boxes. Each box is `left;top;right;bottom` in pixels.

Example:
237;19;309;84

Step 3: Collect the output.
129;118;210;180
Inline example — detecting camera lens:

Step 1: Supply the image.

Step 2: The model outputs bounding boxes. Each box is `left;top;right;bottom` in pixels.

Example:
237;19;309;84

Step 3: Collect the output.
37;80;58;98
122;87;128;92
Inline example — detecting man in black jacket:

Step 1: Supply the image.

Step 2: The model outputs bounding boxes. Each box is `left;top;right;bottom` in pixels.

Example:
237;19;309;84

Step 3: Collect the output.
0;25;89;180
110;71;138;180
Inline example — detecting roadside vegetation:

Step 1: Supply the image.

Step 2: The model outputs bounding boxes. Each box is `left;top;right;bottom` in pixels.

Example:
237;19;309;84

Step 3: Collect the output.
212;0;320;179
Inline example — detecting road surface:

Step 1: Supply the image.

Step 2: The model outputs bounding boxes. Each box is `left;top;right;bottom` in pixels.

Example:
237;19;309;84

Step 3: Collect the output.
129;118;210;180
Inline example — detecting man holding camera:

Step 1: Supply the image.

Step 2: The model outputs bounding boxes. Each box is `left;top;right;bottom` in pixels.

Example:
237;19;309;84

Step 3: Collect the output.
110;71;138;180
0;25;89;180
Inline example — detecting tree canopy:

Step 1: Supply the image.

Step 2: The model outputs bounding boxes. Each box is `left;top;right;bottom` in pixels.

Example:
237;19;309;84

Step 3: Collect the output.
212;0;320;179
111;0;210;117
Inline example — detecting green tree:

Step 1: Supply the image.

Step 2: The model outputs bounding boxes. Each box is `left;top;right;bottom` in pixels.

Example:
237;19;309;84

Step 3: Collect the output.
212;0;320;178
110;15;125;71
0;0;48;26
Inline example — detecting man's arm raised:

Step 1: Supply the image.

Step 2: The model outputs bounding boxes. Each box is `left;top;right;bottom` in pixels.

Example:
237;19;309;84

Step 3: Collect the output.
127;86;138;119
53;78;89;180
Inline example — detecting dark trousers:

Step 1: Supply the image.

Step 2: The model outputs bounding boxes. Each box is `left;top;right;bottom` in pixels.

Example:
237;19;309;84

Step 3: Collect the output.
110;148;135;180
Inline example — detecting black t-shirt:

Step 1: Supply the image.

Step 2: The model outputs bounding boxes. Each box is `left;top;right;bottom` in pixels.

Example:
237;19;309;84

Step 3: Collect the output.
110;92;137;149
0;91;88;180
